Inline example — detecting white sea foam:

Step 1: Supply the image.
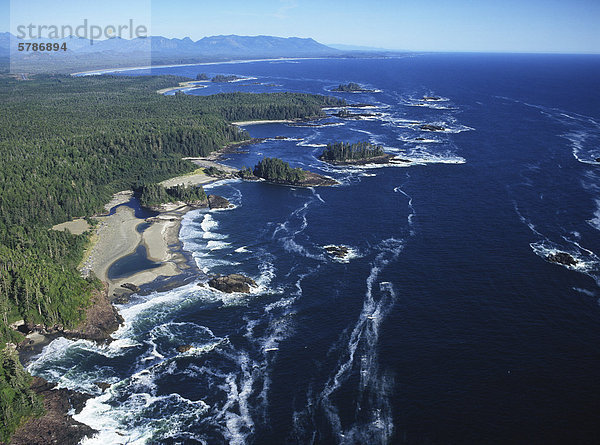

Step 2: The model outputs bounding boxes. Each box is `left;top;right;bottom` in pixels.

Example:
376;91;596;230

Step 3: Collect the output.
206;240;231;250
588;199;600;231
573;287;596;297
308;238;404;444
496;96;600;165
200;213;218;232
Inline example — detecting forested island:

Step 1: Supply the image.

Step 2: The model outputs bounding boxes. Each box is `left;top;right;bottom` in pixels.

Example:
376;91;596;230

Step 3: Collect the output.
211;74;242;83
0;73;344;442
250;157;337;186
332;108;378;120
332;82;375;93
319;141;393;165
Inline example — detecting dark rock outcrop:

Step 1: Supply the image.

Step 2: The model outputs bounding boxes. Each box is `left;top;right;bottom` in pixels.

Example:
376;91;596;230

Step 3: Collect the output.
333;110;377;120
420;124;446;132
324;245;349;259
121;282;140;293
112;290;131;305
95;382;111;391
207;274;256;293
9;377;96;445
547;252;578;267
207;194;232;209
176;345;193;353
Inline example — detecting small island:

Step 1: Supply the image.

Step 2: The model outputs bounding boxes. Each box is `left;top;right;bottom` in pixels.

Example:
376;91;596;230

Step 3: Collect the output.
211;74;242;83
196;73;209;80
333;82;375;93
332;108;378;120
319;141;396;165
546;251;579;267
243;157;337;186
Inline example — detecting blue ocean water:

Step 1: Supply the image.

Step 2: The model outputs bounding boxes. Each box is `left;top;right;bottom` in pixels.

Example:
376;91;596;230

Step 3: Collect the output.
33;54;600;444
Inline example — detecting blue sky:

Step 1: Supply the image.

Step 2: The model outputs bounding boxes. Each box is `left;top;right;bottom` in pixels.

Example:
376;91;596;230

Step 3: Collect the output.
3;0;599;53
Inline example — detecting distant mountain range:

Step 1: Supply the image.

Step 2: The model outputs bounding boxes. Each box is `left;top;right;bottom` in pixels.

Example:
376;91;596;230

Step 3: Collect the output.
2;33;370;72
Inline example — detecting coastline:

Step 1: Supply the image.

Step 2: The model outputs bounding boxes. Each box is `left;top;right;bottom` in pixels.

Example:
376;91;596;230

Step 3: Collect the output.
70;57;334;77
12;97;332;443
20;159;237;356
156;80;208;95
232;119;296;126
85;163;240;299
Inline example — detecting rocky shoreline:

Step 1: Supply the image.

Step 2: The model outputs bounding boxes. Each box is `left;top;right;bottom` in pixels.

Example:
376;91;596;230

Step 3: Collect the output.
12;173;236;443
9;377;96;445
321;153;411;166
10;115;343;444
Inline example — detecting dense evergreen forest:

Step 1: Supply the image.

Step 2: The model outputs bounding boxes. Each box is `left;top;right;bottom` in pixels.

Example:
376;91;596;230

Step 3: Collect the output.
319;141;386;162
253;157;307;184
0;73;344;441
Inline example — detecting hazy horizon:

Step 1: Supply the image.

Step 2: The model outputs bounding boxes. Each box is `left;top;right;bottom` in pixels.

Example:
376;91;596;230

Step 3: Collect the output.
2;0;599;54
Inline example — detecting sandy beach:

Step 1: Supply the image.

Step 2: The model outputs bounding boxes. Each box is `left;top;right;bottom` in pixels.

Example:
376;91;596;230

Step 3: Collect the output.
232;119;296;126
77;160;237;298
156;81;208;95
159;160;237;188
82;202;193;297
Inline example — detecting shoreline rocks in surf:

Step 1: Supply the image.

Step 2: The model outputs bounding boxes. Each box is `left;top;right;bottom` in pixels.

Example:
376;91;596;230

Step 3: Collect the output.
322;153;410;166
9;377;96;445
16;284;123;357
207;194;233;210
206;273;257;293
